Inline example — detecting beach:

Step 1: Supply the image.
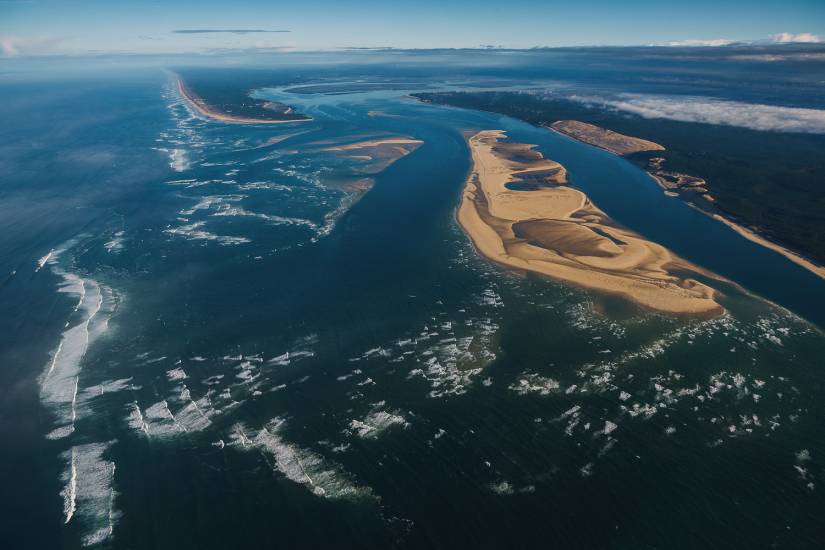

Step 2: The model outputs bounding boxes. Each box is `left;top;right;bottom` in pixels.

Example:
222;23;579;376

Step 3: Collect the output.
710;213;825;279
457;130;723;314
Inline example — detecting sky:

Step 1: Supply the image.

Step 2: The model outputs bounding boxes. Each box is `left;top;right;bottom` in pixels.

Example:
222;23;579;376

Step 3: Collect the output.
1;0;824;57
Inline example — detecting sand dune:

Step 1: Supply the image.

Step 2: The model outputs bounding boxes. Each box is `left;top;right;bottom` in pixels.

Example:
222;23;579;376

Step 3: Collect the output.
551;120;665;155
457;130;722;315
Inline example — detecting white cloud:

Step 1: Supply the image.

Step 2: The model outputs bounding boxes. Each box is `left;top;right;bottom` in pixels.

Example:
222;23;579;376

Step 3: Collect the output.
1;35;65;57
656;33;823;48
661;39;736;47
570;94;825;134
730;53;825;62
770;32;822;44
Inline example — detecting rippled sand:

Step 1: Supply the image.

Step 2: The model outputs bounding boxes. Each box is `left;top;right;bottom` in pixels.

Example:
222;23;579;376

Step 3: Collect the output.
457;130;722;314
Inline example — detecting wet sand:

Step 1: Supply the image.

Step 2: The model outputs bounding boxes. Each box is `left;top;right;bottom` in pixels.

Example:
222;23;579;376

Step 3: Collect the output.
323;138;423;151
457;130;723;315
322;137;423;173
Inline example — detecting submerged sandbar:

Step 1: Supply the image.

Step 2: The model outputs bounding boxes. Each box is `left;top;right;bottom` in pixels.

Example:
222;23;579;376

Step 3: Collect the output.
458;130;722;315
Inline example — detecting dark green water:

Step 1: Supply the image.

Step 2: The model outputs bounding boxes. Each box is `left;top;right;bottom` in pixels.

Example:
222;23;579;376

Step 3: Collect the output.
1;69;824;549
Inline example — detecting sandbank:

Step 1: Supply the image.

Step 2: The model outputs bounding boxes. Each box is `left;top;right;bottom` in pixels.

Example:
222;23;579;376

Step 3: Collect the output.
457;130;723;315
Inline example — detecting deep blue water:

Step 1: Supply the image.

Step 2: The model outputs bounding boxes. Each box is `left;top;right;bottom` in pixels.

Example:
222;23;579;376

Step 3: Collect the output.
1;66;824;549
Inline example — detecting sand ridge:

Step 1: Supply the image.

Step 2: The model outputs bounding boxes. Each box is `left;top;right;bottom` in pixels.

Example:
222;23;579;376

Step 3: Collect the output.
322;138;424;152
551;120;665;156
457;130;723;315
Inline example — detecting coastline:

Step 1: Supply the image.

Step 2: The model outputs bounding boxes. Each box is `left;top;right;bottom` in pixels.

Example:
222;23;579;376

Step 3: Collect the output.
457;130;723;315
710;213;825;280
175;76;312;125
550;121;825;282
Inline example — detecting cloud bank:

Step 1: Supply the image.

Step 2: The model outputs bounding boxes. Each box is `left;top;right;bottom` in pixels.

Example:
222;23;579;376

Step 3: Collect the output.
570;94;825;134
661;39;736;47
771;32;822;44
171;29;290;34
1;35;65;57
656;32;822;48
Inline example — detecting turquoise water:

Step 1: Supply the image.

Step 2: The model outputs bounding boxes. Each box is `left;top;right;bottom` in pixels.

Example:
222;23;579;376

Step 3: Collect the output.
1;69;824;549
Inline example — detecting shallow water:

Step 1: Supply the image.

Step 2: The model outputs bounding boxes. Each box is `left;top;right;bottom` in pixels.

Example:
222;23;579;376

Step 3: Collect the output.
1;69;824;549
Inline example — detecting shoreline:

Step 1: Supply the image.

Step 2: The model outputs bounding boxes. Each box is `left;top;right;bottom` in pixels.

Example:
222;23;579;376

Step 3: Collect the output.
457;130;723;315
175;76;312;125
710;214;825;280
550;120;825;282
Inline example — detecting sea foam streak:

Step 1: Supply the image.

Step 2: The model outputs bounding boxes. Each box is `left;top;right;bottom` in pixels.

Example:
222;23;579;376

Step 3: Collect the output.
40;258;115;439
60;441;119;546
230;418;373;500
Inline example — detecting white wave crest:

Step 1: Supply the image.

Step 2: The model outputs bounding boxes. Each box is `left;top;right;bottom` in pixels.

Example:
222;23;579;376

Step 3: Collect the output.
60;442;119;546
230;419;373;500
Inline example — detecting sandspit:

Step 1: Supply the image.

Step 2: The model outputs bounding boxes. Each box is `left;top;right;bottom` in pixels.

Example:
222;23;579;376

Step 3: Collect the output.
457;130;723;315
176;77;311;125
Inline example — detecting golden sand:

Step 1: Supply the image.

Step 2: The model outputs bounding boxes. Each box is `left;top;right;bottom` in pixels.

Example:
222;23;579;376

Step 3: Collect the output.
710;215;825;280
457;130;723;315
550;120;665;156
176;77;311;125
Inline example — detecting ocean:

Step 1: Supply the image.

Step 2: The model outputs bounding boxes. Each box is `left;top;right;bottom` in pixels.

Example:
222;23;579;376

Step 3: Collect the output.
1;63;824;549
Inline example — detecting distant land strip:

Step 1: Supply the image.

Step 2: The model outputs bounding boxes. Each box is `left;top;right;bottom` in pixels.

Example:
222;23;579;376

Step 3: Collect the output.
175;75;311;125
549;120;825;281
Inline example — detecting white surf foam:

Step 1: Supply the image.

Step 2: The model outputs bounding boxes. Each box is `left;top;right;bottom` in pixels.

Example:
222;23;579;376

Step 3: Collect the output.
41;268;114;439
348;402;409;439
230;419;373;500
60;441;118;546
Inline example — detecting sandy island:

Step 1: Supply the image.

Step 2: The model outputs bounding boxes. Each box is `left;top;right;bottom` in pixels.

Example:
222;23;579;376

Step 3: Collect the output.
552;120;825;281
176;76;312;125
457;130;723;315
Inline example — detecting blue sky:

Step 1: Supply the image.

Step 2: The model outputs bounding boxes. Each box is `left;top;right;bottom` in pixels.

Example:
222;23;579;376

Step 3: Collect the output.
1;0;824;56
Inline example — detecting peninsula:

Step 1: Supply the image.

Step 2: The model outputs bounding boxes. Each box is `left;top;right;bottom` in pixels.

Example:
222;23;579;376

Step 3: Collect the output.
176;75;311;124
